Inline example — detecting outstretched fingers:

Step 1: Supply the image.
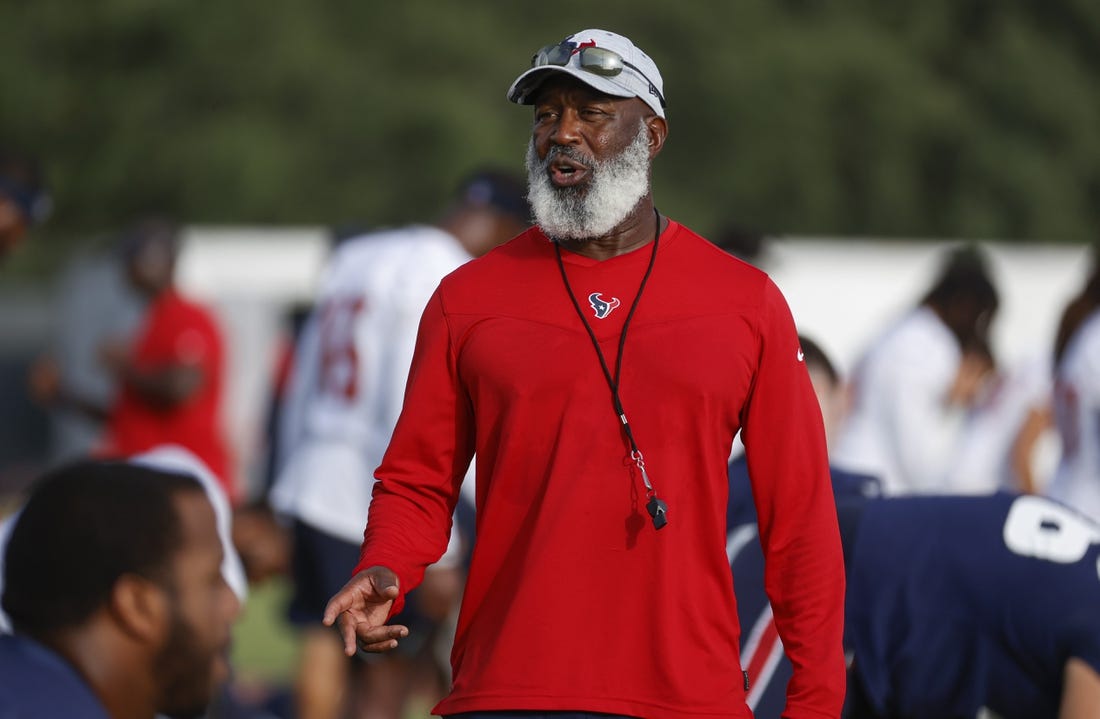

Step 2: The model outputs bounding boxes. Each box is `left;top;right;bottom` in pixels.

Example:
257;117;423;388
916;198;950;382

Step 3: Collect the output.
322;567;407;656
356;622;410;654
333;610;409;656
322;588;355;627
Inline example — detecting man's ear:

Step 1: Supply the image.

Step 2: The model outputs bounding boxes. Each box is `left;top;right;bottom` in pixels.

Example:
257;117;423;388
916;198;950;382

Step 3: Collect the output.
108;574;170;644
646;115;668;158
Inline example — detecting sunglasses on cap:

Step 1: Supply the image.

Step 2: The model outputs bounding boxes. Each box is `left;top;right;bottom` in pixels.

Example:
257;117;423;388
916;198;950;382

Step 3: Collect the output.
531;41;667;108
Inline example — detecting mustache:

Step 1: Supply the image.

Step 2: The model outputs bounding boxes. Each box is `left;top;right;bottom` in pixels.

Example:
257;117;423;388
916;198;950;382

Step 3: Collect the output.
539;144;594;171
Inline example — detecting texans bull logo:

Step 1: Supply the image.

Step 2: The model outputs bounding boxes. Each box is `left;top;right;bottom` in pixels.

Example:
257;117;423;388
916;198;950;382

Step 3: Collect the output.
588;292;621;319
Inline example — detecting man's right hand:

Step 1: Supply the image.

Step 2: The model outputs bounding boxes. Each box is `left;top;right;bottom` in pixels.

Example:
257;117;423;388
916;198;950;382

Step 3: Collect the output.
322;565;409;656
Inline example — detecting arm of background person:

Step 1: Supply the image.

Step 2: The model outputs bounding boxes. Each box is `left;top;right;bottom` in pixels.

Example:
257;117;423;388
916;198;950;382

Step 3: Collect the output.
26;354;111;421
101;338;205;409
1010;404;1053;494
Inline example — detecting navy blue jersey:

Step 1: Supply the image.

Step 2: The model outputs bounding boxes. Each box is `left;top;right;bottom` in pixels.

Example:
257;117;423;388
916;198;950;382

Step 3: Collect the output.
0;634;110;718
729;480;1100;719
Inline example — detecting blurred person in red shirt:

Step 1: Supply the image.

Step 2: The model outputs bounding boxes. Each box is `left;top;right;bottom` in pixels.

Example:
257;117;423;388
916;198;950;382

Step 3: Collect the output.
101;218;235;501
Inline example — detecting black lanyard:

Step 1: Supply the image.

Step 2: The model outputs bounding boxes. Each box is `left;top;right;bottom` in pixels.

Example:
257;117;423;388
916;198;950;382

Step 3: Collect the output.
552;210;669;530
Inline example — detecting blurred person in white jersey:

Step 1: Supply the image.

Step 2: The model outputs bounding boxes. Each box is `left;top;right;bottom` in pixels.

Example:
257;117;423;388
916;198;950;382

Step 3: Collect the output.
1047;246;1100;523
270;169;529;719
832;244;1000;495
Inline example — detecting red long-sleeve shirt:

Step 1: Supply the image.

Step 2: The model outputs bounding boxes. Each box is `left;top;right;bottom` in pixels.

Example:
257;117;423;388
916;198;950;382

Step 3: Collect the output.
356;222;845;718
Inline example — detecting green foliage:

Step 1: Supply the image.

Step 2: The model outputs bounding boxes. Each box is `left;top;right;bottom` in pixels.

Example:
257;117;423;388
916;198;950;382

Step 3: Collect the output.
2;0;1098;273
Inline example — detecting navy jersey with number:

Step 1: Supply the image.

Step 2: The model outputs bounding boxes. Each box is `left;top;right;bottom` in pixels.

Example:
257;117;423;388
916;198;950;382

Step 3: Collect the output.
729;468;1100;719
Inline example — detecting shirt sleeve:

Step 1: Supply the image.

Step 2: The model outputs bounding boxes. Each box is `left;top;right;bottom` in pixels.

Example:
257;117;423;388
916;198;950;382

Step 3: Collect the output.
353;289;474;613
741;279;847;718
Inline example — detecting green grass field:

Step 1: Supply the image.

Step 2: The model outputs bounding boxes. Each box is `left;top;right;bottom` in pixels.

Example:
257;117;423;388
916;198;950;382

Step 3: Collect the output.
231;577;300;686
229;577;437;719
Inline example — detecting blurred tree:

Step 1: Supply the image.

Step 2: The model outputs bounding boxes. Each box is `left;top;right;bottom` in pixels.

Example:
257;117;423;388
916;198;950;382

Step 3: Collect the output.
1;0;1098;275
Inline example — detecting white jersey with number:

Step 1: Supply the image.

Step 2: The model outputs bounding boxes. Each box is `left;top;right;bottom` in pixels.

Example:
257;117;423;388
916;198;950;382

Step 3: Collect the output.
832;307;966;495
271;226;472;545
1047;309;1100;523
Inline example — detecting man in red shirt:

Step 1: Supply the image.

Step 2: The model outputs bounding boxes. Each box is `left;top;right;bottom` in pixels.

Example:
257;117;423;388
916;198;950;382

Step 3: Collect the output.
103;219;234;501
326;29;845;718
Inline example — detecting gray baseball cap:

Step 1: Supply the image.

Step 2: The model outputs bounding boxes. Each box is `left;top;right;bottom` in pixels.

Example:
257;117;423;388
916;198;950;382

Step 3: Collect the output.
507;29;666;118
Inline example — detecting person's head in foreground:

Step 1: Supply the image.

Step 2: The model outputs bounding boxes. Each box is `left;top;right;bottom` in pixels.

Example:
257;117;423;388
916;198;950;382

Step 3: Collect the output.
508;28;668;244
1;459;240;719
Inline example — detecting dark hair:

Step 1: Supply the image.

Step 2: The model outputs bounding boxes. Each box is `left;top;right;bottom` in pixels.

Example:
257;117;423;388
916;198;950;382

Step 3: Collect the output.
2;460;204;639
797;335;839;386
455;168;531;226
921;244;999;346
711;222;767;266
1054;244;1100;367
118;216;180;261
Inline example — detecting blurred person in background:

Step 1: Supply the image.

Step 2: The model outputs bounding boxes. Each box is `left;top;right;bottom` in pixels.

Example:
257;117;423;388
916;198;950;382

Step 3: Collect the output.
267;169;529;719
0;459;241;719
0;147;51;504
733;490;1100;718
731;338;1100;719
27;237;147;464
832;244;1001;495
326;29;846;719
1046;246;1100;523
99;218;236;503
0;147;49;262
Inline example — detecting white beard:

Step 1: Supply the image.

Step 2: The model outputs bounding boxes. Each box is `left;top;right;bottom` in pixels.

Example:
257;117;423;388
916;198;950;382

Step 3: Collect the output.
525;122;651;241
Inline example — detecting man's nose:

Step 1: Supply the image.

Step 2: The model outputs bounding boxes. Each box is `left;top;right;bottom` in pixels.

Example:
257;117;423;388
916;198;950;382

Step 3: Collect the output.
549;110;583;146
